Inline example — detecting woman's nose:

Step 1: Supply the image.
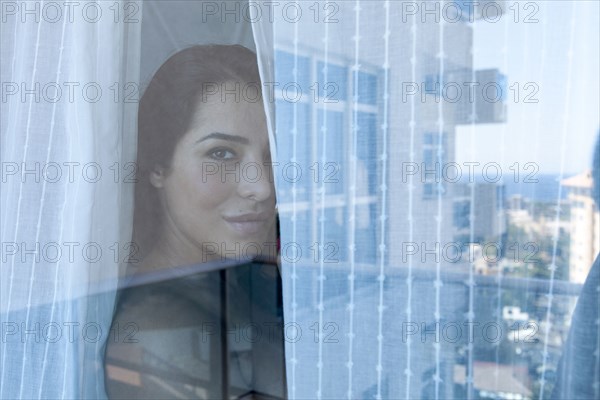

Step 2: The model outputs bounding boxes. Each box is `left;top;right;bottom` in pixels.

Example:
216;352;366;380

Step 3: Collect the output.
237;159;274;202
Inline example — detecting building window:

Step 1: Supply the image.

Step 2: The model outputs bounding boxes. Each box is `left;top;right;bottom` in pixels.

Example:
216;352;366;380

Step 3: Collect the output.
274;49;382;263
454;200;471;230
423;132;447;199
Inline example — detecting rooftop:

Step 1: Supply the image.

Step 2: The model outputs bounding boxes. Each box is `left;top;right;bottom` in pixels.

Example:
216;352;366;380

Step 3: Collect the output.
561;170;593;189
454;362;532;397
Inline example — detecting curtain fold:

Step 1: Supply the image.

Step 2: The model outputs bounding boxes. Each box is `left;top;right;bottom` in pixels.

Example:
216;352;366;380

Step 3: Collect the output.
0;2;142;398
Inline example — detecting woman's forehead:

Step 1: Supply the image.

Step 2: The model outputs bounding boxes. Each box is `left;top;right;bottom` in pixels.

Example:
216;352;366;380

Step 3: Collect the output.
186;96;269;144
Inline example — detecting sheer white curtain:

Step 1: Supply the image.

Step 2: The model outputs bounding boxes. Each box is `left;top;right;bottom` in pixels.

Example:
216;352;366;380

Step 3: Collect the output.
252;1;600;399
2;1;598;399
1;1;141;398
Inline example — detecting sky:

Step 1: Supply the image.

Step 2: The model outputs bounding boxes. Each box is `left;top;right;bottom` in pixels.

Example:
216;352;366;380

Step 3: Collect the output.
456;1;599;175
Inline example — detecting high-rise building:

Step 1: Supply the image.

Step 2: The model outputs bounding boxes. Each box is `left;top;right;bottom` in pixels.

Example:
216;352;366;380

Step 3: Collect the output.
453;182;507;243
561;170;600;283
272;3;510;398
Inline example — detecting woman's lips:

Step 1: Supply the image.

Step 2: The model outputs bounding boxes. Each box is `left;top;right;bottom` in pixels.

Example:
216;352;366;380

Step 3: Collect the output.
222;212;272;235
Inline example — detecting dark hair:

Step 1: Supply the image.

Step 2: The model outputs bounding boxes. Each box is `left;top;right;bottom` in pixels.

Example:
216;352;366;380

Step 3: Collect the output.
133;45;262;259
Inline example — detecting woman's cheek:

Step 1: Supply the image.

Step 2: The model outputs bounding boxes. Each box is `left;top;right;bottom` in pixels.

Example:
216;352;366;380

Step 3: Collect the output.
192;165;231;207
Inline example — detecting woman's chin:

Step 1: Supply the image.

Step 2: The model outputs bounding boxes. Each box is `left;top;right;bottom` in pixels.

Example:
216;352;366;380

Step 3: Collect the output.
225;220;266;235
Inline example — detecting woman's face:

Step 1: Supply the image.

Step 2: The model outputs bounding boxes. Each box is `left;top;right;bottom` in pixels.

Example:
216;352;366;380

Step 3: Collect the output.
151;87;277;264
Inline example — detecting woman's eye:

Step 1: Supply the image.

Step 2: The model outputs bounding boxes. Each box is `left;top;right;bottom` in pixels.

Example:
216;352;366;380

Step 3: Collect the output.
209;148;236;160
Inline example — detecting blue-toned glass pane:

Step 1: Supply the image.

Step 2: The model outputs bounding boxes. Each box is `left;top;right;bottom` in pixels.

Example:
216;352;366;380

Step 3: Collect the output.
274;50;310;92
317;206;348;263
424;183;433;197
454;0;475;22
424;131;446;147
355;203;377;265
275;99;311;202
423;149;434;169
496;185;505;210
357;112;378;196
317;110;345;195
497;72;508;101
424;132;434;145
317;61;347;101
453;200;470;229
279;209;311;259
353;71;377;105
424;73;441;94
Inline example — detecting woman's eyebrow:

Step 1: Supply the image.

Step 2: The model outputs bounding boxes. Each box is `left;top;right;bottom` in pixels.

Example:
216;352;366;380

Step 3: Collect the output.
196;132;250;145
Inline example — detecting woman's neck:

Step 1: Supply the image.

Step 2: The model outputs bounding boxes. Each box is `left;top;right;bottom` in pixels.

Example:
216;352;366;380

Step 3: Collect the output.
135;225;215;273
